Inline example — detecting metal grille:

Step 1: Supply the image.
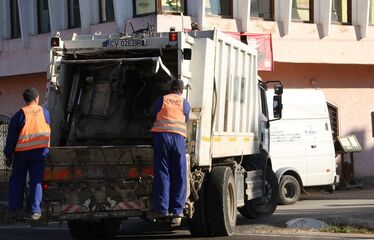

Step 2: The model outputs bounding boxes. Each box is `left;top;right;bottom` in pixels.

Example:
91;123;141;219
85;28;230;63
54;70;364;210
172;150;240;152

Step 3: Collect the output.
0;115;11;183
327;102;339;142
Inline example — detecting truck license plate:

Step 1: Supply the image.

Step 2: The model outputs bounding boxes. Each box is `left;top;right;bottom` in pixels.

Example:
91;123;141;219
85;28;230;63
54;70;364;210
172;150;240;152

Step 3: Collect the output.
103;39;146;47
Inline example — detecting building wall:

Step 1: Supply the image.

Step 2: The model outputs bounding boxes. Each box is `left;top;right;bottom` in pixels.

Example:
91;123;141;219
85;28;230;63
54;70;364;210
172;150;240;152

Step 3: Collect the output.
0;72;47;117
0;0;374;181
260;62;374;178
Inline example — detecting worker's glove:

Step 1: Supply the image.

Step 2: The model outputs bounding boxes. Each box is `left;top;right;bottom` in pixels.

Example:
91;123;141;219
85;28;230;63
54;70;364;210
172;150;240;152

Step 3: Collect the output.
5;157;12;168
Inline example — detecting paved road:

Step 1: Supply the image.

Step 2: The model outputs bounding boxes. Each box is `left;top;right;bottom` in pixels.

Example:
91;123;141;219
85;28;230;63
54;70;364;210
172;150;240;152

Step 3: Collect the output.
0;188;373;240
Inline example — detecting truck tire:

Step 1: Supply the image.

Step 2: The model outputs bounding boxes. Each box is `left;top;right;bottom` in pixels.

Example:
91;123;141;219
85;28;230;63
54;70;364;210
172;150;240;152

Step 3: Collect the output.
207;166;236;236
88;218;121;239
278;175;301;205
238;167;278;219
67;220;90;239
187;178;212;237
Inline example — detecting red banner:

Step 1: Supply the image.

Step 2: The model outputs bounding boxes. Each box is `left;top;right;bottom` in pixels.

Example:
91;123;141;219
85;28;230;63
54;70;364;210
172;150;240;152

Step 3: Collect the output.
224;32;274;71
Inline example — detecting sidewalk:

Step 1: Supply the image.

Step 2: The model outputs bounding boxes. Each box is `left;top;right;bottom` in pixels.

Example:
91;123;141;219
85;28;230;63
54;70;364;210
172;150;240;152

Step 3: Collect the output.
299;186;374;230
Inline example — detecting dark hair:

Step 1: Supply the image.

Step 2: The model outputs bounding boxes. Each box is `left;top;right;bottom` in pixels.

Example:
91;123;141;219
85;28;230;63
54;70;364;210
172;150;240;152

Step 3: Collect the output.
170;79;184;92
23;87;39;103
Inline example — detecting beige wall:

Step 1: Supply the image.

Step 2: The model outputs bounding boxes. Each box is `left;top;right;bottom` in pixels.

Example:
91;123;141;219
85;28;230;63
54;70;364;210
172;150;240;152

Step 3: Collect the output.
0;73;47;117
260;62;374;178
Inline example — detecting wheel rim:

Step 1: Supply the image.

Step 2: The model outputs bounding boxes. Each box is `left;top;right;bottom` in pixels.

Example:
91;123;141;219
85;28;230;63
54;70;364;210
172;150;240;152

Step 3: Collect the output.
284;182;296;199
227;181;235;223
262;180;272;202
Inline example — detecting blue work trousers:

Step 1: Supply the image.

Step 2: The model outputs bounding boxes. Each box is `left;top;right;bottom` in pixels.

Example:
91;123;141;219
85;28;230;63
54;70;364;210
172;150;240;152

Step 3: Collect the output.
8;149;46;214
152;132;187;216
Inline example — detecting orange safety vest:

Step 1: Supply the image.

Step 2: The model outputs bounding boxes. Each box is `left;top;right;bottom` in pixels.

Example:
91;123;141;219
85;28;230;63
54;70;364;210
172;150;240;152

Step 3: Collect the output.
15;104;51;152
151;94;187;138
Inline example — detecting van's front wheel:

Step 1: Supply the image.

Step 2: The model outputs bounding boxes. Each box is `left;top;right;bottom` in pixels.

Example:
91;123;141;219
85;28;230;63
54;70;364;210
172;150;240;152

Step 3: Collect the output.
278;175;300;205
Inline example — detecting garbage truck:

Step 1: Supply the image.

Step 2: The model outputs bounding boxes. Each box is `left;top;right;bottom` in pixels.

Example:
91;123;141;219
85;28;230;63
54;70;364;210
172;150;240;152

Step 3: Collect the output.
43;27;283;238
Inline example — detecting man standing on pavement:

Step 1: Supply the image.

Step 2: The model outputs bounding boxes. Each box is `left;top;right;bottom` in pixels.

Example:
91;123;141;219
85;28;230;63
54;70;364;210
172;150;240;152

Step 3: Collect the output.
3;87;51;221
150;79;190;221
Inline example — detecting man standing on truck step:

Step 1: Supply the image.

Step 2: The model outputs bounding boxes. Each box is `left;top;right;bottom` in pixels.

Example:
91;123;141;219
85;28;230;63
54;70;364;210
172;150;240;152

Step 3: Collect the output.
150;79;190;224
3;87;51;221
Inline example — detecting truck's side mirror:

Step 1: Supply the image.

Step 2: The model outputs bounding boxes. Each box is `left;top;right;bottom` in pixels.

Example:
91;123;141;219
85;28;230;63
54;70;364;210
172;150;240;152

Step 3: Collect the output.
183;48;192;60
273;95;282;119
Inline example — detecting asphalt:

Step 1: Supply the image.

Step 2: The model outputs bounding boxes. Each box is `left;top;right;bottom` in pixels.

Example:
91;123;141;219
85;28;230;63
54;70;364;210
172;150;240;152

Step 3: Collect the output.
0;186;373;233
297;186;374;230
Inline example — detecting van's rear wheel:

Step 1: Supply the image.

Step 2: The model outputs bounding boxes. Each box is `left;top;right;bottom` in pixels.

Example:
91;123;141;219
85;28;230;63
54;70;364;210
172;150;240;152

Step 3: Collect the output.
238;167;278;219
207;166;236;236
278;175;300;205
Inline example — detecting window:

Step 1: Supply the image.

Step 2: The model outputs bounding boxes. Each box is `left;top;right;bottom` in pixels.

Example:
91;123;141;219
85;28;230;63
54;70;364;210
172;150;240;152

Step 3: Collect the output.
38;0;50;33
0;115;11;182
159;0;186;14
327;102;339;142
100;0;115;22
331;0;351;24
250;0;274;20
205;0;233;18
370;0;374;25
292;0;313;22
260;88;268;117
133;0;156;16
68;0;81;28
10;0;21;39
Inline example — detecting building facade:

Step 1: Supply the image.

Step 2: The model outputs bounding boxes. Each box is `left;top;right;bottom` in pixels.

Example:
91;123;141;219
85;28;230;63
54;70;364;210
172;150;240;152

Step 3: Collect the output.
1;0;374;183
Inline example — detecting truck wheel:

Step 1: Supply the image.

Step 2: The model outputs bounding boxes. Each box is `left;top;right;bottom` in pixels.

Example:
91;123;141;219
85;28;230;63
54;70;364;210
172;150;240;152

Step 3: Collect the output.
67;220;90;239
207;166;236;236
88;218;121;239
187;178;212;237
279;175;300;205
238;167;278;219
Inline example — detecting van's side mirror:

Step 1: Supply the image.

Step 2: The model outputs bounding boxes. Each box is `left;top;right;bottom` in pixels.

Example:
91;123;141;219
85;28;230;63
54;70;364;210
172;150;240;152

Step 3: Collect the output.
273;95;282;119
274;84;283;95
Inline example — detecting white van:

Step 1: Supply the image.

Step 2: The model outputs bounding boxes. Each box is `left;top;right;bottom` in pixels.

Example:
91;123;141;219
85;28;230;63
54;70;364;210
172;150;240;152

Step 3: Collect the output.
267;89;338;205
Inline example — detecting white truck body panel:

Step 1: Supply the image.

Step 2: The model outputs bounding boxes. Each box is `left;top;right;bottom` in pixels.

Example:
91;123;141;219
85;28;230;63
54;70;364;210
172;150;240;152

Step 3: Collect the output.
185;31;261;164
267;89;336;187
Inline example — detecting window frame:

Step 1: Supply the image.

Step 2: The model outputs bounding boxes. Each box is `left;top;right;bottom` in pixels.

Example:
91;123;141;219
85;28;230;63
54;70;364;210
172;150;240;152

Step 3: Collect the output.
157;0;187;15
10;0;21;39
369;0;374;26
99;0;115;23
331;0;352;25
37;0;51;34
205;0;234;19
133;0;157;17
291;0;314;23
68;0;81;29
249;0;274;21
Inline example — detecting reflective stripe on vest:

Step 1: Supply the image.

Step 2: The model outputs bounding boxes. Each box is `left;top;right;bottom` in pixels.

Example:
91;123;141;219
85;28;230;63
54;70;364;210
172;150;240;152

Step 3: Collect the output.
151;94;187;138
15;105;51;152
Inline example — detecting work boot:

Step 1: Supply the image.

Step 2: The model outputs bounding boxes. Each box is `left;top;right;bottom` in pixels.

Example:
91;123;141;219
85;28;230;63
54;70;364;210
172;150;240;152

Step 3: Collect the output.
147;211;168;221
31;213;41;221
170;217;182;227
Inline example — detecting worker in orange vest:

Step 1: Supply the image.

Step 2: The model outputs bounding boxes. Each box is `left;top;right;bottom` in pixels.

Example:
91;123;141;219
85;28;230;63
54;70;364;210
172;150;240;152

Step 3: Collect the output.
3;87;51;221
150;79;190;223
